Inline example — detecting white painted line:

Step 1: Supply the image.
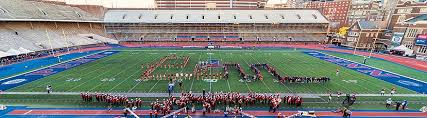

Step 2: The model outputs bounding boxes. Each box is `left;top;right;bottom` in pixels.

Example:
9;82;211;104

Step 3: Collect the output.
0;51;107;82
23;110;32;115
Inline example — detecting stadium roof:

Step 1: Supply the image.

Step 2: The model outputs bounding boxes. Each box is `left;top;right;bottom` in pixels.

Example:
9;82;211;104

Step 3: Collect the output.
104;9;329;24
404;14;427;25
0;0;101;22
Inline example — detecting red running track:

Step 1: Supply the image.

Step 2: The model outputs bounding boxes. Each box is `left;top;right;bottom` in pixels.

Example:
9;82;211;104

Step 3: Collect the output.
8;109;427;117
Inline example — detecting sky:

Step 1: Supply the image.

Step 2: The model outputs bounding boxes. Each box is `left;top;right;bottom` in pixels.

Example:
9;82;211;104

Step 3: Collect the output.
48;0;287;8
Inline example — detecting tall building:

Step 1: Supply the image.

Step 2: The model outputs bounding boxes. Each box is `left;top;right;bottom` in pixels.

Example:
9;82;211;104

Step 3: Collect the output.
347;0;386;24
155;0;268;9
304;0;351;27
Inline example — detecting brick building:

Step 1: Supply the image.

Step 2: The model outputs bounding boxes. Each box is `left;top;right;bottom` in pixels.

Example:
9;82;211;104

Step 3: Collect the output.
347;0;386;24
389;1;427;57
304;0;351;27
345;21;388;50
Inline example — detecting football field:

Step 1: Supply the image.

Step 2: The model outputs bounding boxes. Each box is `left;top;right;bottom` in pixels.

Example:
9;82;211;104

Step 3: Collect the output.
7;49;417;94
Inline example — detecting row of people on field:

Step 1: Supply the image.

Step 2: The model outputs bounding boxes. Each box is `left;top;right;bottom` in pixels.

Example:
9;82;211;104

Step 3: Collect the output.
279;76;331;83
149;92;304;116
80;93;143;108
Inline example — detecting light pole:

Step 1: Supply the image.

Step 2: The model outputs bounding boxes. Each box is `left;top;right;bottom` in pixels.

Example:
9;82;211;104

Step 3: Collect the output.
369;26;381;58
207;52;213;93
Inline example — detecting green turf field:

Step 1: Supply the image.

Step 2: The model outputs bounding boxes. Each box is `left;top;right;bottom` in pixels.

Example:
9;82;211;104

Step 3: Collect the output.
7;49;421;94
321;51;427;81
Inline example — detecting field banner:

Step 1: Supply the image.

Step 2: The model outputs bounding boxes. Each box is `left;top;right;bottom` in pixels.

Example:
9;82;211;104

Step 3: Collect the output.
304;51;427;93
209;60;220;67
0;51;120;91
392;32;404;46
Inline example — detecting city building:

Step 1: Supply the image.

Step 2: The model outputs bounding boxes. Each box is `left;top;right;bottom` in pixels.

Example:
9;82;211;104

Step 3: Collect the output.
389;1;427;58
304;0;351;27
347;0;386;24
154;0;268;9
345;21;388;50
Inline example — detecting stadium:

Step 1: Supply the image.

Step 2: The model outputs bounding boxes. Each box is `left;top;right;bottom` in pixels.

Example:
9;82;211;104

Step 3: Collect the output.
0;0;427;118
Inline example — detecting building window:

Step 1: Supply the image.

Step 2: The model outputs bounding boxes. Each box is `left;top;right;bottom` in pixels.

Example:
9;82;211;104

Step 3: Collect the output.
397;8;412;13
405;29;419;38
418;46;427;54
404;42;413;49
397;15;406;23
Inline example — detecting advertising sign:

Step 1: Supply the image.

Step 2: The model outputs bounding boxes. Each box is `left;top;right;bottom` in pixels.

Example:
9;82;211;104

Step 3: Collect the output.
415;34;427;46
392;32;404;46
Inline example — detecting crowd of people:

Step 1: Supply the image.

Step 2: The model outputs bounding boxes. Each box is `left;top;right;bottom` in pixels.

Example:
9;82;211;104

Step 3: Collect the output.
80;93;143;108
224;63;247;80
149;92;304;116
279;76;331;83
141;55;169;79
250;64;264;80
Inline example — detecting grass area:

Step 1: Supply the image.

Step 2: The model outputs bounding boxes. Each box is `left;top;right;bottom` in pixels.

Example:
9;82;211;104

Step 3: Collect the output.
7;49;417;94
321;51;427;81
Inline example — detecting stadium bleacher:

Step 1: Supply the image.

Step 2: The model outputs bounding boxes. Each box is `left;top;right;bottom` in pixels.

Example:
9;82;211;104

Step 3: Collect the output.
104;9;330;44
0;0;117;65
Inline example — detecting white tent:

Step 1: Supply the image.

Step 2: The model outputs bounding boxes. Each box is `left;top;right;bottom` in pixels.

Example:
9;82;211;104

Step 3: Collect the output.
6;48;24;55
18;47;33;53
391;45;414;56
0;51;13;58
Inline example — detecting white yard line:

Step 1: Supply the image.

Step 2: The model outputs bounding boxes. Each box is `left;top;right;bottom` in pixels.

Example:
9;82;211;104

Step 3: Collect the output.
0;51;106;82
66;52;132;92
268;53;322;93
189;53;202;92
148;51;185;93
311;52;407;93
237;55;254;92
246;52;274;93
126;55;162;93
23;110;32;115
85;60;137;92
26;53;119;92
218;52;232;92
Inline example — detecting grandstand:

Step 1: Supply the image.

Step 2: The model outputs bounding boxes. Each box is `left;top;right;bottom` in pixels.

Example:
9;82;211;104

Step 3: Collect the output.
0;0;116;59
104;9;330;47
